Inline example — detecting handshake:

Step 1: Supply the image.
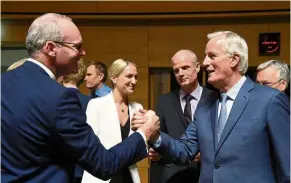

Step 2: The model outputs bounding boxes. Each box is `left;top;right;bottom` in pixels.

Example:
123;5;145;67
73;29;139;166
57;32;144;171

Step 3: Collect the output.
131;109;160;143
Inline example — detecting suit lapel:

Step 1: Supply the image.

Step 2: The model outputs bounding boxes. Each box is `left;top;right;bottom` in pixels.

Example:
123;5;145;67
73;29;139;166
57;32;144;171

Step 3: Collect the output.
172;90;188;128
215;78;254;155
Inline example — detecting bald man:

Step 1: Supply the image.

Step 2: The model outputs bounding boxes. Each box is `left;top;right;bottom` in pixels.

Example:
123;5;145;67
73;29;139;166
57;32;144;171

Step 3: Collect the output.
150;50;214;183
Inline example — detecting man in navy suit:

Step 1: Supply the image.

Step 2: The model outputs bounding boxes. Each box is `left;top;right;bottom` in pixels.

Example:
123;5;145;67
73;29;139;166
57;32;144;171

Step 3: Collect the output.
135;31;290;183
1;13;159;183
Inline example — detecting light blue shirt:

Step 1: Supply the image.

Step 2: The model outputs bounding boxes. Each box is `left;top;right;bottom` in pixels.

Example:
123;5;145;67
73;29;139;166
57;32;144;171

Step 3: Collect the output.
218;76;246;120
91;84;111;98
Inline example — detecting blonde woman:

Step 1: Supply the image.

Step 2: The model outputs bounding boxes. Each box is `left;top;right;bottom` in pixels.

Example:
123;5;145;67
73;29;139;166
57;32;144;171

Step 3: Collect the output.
82;59;142;183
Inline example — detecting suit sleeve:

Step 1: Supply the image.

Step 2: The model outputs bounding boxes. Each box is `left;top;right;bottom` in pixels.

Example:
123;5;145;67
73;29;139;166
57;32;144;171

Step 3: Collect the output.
267;92;290;183
156;116;199;165
53;89;148;180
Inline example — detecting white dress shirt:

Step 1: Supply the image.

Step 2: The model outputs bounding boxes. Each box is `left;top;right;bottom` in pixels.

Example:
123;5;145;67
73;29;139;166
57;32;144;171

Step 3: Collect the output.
217;76;247;120
27;58;56;80
179;84;203;121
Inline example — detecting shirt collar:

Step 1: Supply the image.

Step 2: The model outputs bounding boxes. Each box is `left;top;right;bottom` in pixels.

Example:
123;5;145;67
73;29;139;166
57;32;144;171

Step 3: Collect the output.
179;84;203;101
63;84;79;89
27;58;56;80
94;84;111;97
225;76;247;100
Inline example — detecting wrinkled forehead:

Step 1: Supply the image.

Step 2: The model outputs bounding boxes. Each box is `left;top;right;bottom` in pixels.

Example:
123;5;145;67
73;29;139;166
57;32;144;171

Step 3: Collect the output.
206;36;227;53
259;66;281;79
172;59;194;70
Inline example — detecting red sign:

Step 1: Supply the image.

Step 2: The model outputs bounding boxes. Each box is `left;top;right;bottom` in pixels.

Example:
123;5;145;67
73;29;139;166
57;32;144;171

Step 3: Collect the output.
259;33;280;56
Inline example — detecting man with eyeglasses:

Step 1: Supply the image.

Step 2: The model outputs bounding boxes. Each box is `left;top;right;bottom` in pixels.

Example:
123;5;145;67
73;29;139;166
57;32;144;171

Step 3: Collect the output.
256;60;290;92
1;13;159;183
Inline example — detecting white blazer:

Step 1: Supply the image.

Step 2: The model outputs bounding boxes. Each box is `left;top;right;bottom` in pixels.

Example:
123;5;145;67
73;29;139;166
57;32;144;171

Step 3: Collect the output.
81;92;143;183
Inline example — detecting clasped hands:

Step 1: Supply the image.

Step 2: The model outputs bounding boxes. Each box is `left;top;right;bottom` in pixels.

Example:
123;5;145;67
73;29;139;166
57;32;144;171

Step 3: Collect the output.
131;109;200;163
131;109;160;143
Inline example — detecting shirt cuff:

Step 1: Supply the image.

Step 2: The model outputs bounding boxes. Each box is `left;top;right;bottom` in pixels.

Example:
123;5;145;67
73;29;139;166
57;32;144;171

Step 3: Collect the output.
152;135;162;148
136;130;149;152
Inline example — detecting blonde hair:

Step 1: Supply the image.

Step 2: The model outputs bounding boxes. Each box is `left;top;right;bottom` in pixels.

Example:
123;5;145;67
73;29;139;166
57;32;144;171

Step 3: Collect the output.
7;58;28;71
63;59;87;87
108;58;137;86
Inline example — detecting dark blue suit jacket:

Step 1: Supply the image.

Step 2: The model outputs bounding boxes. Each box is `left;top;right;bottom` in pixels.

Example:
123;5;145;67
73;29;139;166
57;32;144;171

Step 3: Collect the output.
157;77;290;183
1;61;147;183
76;91;91;111
71;89;91;183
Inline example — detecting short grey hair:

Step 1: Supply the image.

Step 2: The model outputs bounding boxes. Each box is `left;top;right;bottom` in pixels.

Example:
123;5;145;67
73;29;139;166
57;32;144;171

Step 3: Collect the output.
257;60;290;85
207;31;249;74
26;13;72;56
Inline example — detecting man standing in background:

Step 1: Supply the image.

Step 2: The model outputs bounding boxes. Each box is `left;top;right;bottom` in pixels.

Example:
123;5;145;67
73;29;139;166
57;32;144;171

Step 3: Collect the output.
85;61;111;98
256;60;289;93
150;49;214;183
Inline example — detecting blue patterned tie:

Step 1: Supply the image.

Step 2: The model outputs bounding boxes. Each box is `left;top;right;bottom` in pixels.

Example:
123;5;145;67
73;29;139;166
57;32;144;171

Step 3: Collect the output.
216;93;228;143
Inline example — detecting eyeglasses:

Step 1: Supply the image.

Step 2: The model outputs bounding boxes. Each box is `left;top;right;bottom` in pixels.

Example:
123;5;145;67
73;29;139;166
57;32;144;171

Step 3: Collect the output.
258;79;283;87
53;41;83;54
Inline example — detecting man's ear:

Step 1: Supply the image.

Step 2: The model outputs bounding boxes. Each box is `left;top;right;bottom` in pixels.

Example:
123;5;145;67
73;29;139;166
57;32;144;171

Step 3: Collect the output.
280;80;288;92
99;73;104;81
230;54;240;68
44;41;57;57
195;62;201;73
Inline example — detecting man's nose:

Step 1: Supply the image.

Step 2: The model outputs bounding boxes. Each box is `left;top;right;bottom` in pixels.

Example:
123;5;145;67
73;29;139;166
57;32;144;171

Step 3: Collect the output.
80;49;86;56
202;56;209;67
131;77;137;84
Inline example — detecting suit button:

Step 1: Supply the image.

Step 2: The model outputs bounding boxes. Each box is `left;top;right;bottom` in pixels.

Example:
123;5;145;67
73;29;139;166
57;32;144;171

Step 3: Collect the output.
215;164;220;169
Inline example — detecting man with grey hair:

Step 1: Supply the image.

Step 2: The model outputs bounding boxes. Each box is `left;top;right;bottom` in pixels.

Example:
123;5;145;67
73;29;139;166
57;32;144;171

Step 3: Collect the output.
134;30;290;183
256;60;290;92
1;13;159;183
149;49;214;183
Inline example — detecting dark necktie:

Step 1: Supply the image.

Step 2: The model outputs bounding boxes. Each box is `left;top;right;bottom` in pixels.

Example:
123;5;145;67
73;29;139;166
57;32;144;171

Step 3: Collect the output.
183;94;194;124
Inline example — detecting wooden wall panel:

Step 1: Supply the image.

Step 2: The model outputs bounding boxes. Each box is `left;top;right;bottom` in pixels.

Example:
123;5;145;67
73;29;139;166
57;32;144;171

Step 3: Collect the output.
2;1;289;14
149;24;273;67
1;2;99;14
137;167;148;183
78;26;149;68
268;23;290;65
149;26;206;67
130;67;149;109
1;24;29;45
96;1;290;13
